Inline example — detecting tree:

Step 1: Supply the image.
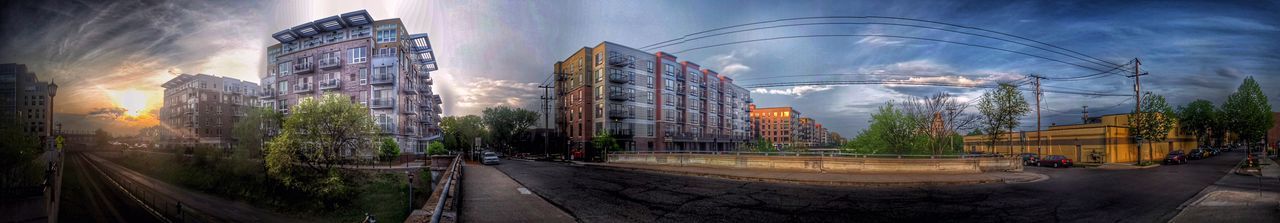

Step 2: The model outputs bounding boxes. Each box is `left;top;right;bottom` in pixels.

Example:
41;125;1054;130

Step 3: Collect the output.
440;115;486;152
901;92;979;155
1222;76;1274;150
94;128;112;148
754;138;775;152
481;107;538;153
592;133;621;160
1129;91;1176;164
264;93;377;201
861;102;921;154
1;122;41;186
978;83;1030;154
427;141;447;155
378;138;400;161
1176;99;1217;145
232;107;280;160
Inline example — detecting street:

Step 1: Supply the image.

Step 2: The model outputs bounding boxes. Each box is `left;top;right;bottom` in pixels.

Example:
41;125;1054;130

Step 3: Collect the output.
494;152;1246;223
59;152;162;223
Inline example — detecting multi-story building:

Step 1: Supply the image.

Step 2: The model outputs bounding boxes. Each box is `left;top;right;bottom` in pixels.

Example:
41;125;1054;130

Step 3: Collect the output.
0;63;57;143
749;105;839;148
261;10;442;157
159;74;259;150
554;41;752;158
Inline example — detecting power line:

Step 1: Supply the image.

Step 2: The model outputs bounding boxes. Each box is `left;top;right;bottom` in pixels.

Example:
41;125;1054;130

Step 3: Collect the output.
642;16;1128;71
644;21;1132;74
673;34;1123;75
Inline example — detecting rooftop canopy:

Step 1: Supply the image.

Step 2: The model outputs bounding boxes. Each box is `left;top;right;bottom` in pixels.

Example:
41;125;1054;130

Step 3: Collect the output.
273;10;374;43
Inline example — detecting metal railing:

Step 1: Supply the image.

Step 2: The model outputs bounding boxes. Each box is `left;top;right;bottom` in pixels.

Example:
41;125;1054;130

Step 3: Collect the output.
609;150;1001;159
430;155;462;223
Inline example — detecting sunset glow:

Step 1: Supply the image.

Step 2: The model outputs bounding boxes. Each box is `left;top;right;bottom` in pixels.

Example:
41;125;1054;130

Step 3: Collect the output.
108;89;155;117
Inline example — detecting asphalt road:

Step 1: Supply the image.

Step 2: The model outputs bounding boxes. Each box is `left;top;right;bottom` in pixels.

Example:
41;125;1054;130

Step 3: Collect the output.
493;151;1246;223
59;152;162;223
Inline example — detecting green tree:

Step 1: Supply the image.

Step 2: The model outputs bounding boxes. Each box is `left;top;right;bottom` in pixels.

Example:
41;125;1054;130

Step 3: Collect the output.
441;115;486;152
1129;91;1176;163
1;122;41;185
264;93;377;202
754;138;775;152
481;106;538;153
861;102;921;154
978;83;1030;154
1176;99;1217;145
1222;76;1274;149
592;133;621;151
232;107;280;160
94;128;112;148
427;141;447;155
378;138;400;161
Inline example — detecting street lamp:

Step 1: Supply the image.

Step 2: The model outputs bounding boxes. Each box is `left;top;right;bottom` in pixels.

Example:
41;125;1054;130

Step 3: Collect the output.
406;170;414;212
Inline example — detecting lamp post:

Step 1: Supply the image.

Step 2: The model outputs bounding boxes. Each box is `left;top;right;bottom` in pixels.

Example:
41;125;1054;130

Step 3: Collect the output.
406;170;414;212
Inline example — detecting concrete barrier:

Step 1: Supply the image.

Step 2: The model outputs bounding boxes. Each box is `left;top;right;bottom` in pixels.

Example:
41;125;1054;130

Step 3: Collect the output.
608;153;1022;173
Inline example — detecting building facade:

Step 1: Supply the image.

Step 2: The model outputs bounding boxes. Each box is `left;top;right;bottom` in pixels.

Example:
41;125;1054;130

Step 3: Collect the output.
159;74;258;150
962;113;1197;164
554;41;752;157
748;105;841;148
0;63;57;143
261;10;442;156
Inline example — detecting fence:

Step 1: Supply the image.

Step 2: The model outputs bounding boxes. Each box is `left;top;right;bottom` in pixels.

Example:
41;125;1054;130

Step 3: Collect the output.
77;154;215;223
609;151;1022;173
404;155;462;223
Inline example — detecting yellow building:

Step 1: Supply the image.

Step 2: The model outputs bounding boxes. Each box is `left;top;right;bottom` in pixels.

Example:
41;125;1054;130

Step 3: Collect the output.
963;113;1197;164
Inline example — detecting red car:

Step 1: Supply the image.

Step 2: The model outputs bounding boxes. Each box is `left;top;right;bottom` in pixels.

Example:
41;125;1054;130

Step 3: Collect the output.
1036;155;1073;168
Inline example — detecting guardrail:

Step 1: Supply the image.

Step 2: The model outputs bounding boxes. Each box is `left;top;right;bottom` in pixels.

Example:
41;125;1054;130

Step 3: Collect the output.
77;154;215;223
609;150;1003;159
405;155;462;223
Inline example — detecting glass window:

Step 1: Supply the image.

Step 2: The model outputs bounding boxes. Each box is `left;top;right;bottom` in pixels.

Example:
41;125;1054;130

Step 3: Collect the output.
349;47;368;64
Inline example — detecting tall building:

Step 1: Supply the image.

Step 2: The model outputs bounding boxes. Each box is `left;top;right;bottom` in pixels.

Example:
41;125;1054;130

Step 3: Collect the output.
554;41;752;157
159;74;259;149
0;63;57;142
261;10;442;156
749;105;838;148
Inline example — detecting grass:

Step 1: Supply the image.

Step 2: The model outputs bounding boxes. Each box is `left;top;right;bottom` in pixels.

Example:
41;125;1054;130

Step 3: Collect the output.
103;150;429;222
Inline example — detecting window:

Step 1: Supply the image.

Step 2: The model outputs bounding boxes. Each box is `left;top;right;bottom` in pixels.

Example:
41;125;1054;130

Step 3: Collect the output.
664;64;675;76
349;47;368;64
376;47;397;58
278;81;289;94
646;61;654;72
376;24;398;43
358;67;368;81
646;75;654;88
647;92;654;104
278;61;292;76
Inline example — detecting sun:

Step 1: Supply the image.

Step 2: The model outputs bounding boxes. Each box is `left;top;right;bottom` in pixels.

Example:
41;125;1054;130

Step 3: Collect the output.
108;89;152;117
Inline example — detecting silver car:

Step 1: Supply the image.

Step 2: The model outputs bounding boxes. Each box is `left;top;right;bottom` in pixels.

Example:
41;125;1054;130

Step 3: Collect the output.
482;152;500;165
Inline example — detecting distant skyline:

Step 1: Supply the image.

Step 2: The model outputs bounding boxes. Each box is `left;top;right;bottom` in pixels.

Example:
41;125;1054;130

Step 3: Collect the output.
2;0;1277;136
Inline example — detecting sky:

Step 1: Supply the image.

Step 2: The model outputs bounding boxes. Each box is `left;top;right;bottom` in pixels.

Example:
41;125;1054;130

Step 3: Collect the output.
2;0;1277;136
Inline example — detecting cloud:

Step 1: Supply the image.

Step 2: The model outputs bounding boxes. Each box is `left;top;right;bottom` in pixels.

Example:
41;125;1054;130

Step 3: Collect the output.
751;85;834;97
854;36;905;46
87;107;128;120
451;77;543;114
706;49;757;77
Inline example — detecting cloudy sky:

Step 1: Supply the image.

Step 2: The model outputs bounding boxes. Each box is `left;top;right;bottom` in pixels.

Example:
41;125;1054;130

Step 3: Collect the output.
2;0;1277;136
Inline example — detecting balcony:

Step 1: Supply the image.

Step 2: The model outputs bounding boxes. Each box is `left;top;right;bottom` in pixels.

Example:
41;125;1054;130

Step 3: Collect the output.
608;90;628;101
369;98;395;109
401;104;417;114
417;84;431;93
294;61;314;74
258;90;275;98
609;129;634;138
319;79;340;90
608;73;628;83
402;85;418;94
608;110;630;119
404;127;417;135
318;57;341;69
293;83;312;93
423;78;433;85
378;123;396;134
370;72;395;85
607;56;633;67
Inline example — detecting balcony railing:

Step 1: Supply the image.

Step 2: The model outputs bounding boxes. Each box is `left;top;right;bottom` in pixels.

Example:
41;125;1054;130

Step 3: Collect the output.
319;79;340;90
402;104;417;114
609;129;634;138
608;91;628;101
294;83;312;93
370;72;395;85
402;85;418;94
608;110;630;119
608;73;628;83
369;98;395;109
318;57;341;69
607;56;633;67
294;61;314;74
258;90;275;98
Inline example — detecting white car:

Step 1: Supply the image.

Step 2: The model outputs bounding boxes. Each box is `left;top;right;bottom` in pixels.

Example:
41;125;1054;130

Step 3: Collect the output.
482;152;500;165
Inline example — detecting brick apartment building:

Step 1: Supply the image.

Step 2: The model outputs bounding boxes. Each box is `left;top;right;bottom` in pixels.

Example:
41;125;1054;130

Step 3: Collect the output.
261;10;442;156
554;41;753;158
159;74;259;149
749;105;838;148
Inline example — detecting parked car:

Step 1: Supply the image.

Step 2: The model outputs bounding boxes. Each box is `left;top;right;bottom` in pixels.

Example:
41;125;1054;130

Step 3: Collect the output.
1018;153;1041;166
1187;149;1207;160
1036;155;1074;168
1208;148;1221;156
482;152;500;165
1164;150;1188;165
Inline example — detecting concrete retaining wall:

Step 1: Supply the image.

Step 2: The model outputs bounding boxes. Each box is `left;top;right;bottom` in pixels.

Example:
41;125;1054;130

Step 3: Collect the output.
608;153;1022;173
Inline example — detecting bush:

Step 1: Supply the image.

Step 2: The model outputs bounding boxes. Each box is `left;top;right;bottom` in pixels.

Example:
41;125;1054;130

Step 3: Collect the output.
427;141;447;155
379;138;400;161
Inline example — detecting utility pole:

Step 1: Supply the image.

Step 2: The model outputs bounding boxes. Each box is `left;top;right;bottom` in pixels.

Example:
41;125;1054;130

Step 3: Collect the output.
1081;105;1089;124
1030;74;1044;155
1126;58;1148;164
539;83;555;158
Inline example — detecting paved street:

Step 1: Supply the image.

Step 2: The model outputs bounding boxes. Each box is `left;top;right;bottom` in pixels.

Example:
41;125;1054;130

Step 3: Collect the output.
60;152;162;223
494;152;1246;222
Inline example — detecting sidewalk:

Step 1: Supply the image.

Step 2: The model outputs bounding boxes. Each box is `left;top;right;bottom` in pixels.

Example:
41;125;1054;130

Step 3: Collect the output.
460;162;574;223
586;162;1048;186
1170;157;1280;222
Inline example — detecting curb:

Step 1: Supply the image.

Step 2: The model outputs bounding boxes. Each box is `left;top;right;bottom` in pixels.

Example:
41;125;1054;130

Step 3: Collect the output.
587;164;1010;187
